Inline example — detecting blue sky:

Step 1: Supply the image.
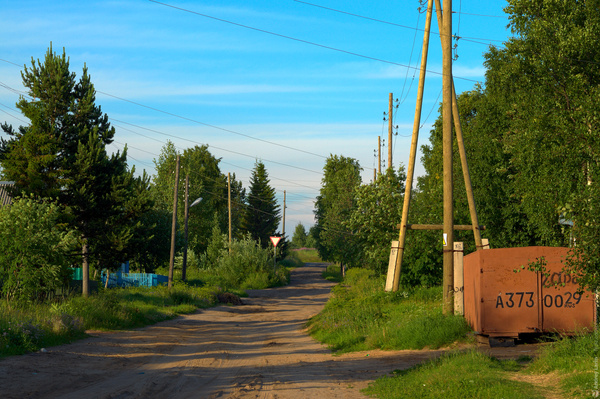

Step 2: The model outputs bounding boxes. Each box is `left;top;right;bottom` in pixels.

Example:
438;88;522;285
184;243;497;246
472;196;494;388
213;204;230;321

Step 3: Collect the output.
0;0;512;233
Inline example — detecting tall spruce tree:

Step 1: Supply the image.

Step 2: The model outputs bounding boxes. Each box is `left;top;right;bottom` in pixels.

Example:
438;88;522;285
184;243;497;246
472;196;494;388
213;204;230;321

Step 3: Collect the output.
0;46;150;296
243;161;280;248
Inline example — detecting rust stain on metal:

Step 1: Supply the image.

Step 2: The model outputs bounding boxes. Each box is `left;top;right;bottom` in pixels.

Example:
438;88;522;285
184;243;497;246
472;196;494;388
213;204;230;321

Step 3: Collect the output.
464;246;596;338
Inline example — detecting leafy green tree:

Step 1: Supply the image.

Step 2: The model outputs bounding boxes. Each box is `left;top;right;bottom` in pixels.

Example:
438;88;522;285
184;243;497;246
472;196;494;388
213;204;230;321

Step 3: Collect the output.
151;141;246;256
128;208;174;273
314;155;362;276
291;223;308;248
306;225;318;248
0;197;77;303
0;46;152;295
490;0;600;289
415;0;600;290
243;160;280;248
347;167;405;275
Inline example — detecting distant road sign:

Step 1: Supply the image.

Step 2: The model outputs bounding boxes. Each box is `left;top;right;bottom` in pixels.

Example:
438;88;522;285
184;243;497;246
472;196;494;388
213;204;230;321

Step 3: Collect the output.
270;236;282;247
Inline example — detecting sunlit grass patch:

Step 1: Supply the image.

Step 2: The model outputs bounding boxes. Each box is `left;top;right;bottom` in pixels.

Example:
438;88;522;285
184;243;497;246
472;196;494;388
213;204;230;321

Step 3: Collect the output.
307;268;471;353
364;350;543;399
293;249;322;264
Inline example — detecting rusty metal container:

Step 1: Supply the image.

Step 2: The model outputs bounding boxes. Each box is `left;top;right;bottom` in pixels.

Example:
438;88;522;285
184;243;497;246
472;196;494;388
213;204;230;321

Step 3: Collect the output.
463;246;596;338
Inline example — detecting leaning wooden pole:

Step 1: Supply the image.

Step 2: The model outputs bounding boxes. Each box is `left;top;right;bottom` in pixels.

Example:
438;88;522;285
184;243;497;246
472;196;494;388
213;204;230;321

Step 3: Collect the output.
434;0;483;250
442;0;454;315
387;0;434;292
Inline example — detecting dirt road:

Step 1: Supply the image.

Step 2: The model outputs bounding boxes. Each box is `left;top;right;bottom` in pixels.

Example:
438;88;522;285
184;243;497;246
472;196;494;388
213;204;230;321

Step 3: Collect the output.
0;263;538;398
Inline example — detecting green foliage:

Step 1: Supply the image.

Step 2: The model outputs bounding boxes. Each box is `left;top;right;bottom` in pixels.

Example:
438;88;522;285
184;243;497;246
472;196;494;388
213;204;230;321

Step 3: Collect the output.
475;0;600;289
0;46;154;292
314;155;362;269
410;0;600;290
321;263;343;282
0;283;217;357
243;160;280;248
307;268;470;353
199;223;228;269
197;234;285;290
291;223;308;248
347;167;405;275
528;332;598;375
151;141;247;256
129;208;174;273
306;225;318;248
0;197;77;303
0;304;86;357
62;284;216;331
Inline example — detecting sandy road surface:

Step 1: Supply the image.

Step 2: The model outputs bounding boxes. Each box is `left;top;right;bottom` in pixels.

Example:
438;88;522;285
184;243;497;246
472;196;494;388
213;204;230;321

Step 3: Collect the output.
0;263;539;399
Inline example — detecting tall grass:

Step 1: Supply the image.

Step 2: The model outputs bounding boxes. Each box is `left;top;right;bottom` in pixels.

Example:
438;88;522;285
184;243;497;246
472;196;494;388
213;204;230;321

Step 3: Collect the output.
307;268;471;353
0;283;217;358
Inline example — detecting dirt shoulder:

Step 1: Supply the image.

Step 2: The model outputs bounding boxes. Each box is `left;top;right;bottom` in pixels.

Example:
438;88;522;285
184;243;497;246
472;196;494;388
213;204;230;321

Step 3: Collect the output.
0;263;540;399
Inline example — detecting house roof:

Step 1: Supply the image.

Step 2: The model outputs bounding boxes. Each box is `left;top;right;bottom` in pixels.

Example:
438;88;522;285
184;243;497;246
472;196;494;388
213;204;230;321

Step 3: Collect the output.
0;181;15;207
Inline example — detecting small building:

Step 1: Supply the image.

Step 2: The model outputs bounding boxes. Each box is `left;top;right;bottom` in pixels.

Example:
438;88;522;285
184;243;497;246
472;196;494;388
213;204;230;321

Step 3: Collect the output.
0;181;15;207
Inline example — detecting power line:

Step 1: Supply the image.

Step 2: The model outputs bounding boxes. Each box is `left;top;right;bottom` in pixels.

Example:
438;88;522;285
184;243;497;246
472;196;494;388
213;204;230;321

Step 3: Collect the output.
292;0;507;45
0;79;324;196
97;90;327;159
148;0;481;84
108;117;323;175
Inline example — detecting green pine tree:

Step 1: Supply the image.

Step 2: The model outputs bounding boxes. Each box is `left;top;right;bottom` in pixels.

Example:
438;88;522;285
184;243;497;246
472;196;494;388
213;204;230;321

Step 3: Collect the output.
243;161;280;248
0;46;152;296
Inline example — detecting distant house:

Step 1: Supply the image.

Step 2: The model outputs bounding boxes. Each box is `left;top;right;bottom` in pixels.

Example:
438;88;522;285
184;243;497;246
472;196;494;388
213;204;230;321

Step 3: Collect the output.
0;181;15;207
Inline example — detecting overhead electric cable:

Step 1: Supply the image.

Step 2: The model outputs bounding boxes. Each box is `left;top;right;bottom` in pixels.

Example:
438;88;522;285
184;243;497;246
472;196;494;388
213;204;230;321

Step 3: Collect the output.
148;0;481;84
292;0;506;45
108;118;322;175
98;90;327;159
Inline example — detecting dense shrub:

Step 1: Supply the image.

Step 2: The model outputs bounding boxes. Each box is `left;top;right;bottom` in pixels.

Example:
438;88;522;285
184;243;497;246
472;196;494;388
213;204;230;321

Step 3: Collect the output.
196;234;284;290
0;197;77;303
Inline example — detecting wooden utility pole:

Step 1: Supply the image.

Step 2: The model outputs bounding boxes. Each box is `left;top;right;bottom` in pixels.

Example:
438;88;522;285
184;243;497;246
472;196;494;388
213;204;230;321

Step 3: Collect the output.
433;0;482;250
82;239;89;297
442;0;454;315
388;92;393;171
388;0;434;292
387;0;483;299
282;190;286;238
182;174;189;281
228;172;232;249
378;136;382;175
168;154;180;289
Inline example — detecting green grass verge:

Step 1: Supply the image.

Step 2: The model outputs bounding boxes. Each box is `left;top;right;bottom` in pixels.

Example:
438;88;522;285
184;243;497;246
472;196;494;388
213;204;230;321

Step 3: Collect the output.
293;249;322;263
322;264;343;283
364;350;543;399
364;332;600;399
0;282;217;358
310;266;599;398
307;268;471;353
526;331;599;398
